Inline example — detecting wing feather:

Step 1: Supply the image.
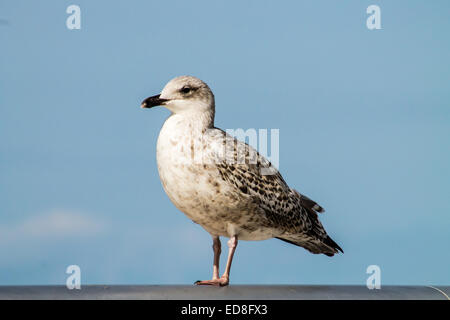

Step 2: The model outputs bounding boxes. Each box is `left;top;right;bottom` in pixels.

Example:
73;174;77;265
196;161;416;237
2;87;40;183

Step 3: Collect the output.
204;128;340;255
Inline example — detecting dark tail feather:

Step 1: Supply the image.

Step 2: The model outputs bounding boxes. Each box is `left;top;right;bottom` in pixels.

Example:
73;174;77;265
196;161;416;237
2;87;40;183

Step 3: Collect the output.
276;235;343;256
292;189;325;213
323;235;344;254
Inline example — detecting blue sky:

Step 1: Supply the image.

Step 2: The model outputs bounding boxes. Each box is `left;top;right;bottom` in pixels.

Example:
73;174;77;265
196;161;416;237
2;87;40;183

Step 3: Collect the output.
0;0;449;286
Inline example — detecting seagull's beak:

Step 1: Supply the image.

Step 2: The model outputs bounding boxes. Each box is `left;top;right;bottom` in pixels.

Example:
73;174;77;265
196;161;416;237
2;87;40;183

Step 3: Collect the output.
141;94;169;109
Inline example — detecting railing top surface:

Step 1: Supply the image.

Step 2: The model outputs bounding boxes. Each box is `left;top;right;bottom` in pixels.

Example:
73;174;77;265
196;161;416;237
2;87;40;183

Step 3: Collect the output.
0;285;449;300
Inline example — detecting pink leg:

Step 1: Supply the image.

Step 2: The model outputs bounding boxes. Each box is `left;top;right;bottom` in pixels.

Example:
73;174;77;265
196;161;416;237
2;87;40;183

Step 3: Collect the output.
195;235;238;287
212;236;221;280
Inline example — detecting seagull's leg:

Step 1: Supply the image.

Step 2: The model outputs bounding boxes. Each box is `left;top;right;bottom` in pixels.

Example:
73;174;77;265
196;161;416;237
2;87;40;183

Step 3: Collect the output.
195;235;238;287
220;235;238;285
195;236;222;286
212;236;221;280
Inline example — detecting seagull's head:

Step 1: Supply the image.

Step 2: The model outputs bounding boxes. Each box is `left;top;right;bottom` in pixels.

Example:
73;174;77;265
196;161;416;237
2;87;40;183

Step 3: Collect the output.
141;76;215;115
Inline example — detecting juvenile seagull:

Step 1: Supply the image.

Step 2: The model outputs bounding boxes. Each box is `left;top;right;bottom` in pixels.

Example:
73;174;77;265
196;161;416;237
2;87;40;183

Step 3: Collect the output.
141;76;343;286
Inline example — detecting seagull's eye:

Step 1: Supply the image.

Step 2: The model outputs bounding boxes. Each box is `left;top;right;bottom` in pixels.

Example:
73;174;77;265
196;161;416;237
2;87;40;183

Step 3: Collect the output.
180;87;191;94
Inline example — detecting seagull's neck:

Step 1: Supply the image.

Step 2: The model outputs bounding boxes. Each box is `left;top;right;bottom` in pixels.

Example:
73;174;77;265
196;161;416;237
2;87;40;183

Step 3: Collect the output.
175;109;215;133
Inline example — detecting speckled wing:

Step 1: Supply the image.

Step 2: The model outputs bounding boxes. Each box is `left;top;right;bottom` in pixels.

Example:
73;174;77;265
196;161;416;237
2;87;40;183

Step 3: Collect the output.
204;128;343;256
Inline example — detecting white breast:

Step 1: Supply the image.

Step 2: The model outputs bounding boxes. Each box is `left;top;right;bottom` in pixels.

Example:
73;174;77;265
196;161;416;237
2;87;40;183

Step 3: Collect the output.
156;115;225;225
156;114;193;203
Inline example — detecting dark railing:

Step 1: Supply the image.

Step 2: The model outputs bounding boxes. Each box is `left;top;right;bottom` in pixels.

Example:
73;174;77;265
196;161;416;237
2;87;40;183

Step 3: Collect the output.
0;285;449;300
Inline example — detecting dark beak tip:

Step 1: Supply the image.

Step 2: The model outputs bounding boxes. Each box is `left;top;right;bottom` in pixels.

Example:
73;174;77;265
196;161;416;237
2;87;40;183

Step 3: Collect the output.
141;94;167;109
